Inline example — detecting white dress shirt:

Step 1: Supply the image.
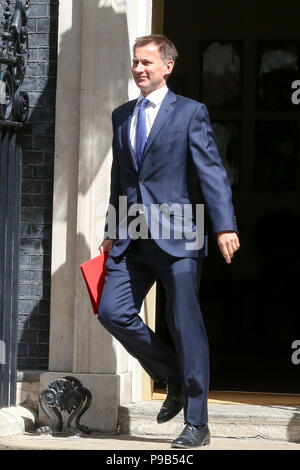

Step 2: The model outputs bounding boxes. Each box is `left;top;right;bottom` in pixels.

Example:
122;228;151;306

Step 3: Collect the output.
130;85;169;155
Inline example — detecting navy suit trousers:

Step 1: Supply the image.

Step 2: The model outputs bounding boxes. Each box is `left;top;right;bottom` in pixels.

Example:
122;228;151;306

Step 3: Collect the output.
98;238;209;425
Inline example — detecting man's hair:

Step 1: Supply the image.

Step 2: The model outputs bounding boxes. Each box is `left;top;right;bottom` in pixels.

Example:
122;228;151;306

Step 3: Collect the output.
133;34;178;63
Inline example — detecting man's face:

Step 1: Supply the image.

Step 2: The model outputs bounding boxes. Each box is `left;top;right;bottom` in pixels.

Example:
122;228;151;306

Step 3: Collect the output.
132;42;174;96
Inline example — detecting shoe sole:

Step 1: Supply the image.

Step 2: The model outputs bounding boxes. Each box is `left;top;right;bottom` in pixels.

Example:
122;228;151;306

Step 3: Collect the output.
156;406;184;424
171;438;210;449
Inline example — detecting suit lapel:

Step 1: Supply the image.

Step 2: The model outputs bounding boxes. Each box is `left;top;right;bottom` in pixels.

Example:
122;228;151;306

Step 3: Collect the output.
140;90;177;167
121;99;138;172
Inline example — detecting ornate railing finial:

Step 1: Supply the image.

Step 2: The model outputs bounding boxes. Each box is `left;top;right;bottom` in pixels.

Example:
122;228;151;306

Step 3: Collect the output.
38;376;93;436
0;0;30;122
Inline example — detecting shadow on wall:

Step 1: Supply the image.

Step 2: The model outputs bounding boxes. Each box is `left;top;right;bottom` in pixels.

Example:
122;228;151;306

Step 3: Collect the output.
18;0;133;375
55;0;132;200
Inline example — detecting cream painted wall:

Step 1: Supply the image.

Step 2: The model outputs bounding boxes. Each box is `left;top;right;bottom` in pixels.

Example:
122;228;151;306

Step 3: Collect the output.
48;1;152;416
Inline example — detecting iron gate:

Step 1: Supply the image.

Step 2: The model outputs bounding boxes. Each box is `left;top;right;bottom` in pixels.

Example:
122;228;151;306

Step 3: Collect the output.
0;121;23;408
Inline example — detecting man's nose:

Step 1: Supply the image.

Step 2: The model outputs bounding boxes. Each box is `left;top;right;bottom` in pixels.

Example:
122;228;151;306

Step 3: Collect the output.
135;62;144;73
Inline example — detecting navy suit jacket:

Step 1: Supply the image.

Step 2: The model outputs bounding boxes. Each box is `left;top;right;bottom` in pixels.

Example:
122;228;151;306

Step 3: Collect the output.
107;89;238;258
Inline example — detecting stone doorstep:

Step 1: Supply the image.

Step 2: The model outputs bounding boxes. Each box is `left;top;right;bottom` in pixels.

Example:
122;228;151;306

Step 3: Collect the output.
3;370;300;443
0;371;41;437
118;401;300;443
0;406;36;437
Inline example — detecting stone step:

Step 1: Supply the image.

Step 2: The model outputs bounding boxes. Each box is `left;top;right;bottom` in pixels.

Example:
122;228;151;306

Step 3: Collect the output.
118;400;300;442
0;406;36;437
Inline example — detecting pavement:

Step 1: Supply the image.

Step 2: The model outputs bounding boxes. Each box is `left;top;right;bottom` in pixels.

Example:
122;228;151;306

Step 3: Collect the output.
1;400;300;452
0;431;300;451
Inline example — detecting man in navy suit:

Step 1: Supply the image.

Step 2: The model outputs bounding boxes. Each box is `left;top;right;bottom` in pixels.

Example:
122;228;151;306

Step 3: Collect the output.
98;34;240;448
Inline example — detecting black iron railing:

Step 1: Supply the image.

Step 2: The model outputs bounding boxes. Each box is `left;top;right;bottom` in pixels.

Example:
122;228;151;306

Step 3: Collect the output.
0;0;30;408
0;121;23;408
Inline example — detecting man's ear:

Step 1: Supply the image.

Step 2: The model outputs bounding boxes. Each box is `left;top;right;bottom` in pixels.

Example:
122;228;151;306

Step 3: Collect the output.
165;60;174;79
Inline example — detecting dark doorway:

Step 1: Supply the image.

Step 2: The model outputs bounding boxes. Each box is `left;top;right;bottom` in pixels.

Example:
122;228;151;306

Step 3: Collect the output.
155;0;300;394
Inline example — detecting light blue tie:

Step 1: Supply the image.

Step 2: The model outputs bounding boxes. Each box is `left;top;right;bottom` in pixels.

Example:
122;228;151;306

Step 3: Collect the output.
135;98;149;168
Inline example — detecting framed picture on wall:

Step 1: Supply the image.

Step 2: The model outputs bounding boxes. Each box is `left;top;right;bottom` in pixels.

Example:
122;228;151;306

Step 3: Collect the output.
254;121;297;190
211;121;241;189
200;40;243;108
257;41;299;109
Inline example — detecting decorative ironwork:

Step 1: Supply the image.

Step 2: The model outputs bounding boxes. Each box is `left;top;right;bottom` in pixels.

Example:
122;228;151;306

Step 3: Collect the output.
0;0;30;122
38;376;93;436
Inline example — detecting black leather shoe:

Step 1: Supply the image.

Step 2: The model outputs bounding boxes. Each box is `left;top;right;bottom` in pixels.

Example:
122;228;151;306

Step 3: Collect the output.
156;383;184;424
171;424;210;448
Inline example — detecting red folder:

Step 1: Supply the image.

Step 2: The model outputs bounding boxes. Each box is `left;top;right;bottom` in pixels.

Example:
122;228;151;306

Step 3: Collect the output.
80;253;108;315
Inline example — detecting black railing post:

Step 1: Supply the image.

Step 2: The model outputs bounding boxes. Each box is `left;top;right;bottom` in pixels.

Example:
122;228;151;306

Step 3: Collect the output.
0;121;23;408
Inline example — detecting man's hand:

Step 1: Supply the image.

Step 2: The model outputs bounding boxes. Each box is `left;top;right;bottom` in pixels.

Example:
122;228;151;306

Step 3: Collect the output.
99;239;113;255
217;231;240;264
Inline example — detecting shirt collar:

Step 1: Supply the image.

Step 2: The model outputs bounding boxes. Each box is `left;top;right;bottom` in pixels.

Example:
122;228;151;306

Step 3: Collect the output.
137;85;169;107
